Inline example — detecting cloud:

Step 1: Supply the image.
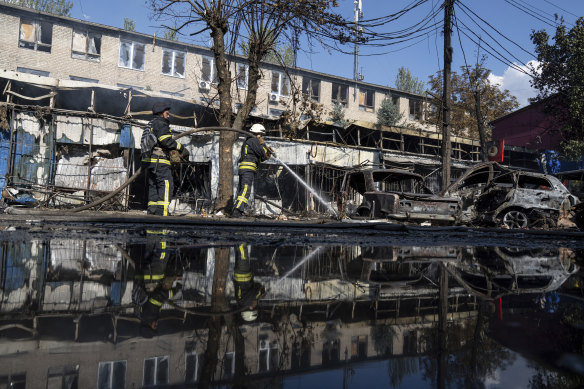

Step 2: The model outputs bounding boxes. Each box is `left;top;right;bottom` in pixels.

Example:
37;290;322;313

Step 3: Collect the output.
488;60;539;107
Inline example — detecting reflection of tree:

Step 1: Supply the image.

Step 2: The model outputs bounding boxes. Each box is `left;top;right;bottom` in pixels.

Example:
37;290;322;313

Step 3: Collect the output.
371;325;395;356
387;357;418;389
420;300;515;387
528;365;584;389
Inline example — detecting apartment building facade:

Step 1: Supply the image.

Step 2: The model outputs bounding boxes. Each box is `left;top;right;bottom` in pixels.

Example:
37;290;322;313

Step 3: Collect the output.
0;3;430;128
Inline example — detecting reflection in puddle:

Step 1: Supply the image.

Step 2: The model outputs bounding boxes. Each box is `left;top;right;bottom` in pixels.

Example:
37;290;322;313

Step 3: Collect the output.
1;232;584;388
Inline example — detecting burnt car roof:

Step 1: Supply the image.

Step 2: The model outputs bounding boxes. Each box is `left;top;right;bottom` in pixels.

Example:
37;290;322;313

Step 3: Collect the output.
345;168;426;195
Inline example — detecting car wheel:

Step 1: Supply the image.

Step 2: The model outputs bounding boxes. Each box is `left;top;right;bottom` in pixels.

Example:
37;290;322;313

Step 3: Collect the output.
502;209;529;229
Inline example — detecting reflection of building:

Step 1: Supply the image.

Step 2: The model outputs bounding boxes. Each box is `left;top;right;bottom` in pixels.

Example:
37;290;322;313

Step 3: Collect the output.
0;304;479;387
1;239;578;387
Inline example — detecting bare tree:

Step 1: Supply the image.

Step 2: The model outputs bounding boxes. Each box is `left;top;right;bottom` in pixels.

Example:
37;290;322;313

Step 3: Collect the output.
150;0;350;212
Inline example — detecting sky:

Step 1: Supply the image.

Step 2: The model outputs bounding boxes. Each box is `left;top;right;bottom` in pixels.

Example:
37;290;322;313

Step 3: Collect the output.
70;0;584;107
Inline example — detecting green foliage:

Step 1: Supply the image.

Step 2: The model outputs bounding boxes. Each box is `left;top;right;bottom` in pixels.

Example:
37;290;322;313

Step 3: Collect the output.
531;18;584;159
395;66;425;95
377;95;403;127
426;65;519;139
3;0;73;16
123;18;136;32
329;102;347;126
162;27;178;41
239;39;294;67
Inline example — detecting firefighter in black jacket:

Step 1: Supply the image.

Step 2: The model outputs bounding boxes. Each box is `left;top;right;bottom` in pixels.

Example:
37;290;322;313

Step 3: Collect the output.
233;242;265;322
232;124;272;218
142;102;189;216
132;229;182;334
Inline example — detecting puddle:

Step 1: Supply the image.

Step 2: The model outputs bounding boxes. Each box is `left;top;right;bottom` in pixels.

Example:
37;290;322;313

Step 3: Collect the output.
1;226;584;388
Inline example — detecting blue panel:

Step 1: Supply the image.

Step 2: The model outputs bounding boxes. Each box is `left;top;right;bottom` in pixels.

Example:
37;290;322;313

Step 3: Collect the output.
120;124;132;148
0;129;9;190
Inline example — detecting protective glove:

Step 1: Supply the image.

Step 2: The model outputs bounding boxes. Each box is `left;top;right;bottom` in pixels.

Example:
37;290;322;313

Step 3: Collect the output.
169;149;182;163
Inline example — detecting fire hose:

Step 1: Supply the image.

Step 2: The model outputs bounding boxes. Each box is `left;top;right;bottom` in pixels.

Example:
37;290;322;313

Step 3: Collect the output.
5;126;259;215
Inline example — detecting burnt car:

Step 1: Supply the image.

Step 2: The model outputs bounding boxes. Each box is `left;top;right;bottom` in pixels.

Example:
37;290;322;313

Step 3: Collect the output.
339;168;461;224
444;162;580;229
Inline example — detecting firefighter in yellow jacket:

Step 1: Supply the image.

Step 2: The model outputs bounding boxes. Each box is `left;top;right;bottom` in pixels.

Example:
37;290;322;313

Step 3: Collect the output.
142;103;189;216
232;124;272;218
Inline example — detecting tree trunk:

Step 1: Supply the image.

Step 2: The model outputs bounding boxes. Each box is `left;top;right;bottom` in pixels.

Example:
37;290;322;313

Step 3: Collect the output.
210;23;236;212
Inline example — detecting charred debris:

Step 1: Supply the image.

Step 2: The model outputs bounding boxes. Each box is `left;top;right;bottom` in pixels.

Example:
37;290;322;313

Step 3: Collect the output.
0;71;580;229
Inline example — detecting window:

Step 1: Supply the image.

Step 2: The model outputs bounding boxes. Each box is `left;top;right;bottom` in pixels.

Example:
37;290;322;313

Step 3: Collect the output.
0;374;25;389
47;365;79;389
518;175;552;190
409;99;422;120
19;18;52;52
350;335;368;359
302;77;320;102
392;95;400;107
201;56;218;84
71;29;101;61
359;89;374;112
259;341;280;372
269;108;284;117
119;40;145;71
331;82;348;106
143;356;169;387
185;351;200;384
70;75;99;83
16;66;49;77
222;352;235;379
271;71;290;96
161;48;185;78
236;63;249;89
160;90;185;97
97;360;126;389
117;83;143;90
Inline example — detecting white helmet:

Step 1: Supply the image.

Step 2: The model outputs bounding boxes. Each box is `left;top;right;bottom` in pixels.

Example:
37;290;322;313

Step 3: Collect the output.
241;310;258;322
249;124;266;134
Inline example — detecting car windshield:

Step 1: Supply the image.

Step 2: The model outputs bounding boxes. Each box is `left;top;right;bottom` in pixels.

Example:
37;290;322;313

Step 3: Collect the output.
371;172;431;194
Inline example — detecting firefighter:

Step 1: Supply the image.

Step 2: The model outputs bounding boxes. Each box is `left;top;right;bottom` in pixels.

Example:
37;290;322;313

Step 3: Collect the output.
131;230;182;334
142;102;189;216
233;242;265;321
232;124;272;218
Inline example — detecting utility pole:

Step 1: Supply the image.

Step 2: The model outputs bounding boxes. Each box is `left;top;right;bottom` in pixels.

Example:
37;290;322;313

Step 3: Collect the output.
441;0;453;191
353;0;363;102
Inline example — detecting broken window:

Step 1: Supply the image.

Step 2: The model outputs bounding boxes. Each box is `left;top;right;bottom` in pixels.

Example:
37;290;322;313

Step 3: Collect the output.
302;77;320;102
19;18;52;52
201;56;218;83
118;40;145;71
331;82;348;106
271;71;290;96
47;365;79;389
97;360;126;389
143;356;169;386
161;48;185;78
359;89;374;112
409;99;422;120
518;175;552;190
71;29;101;61
236;63;249;89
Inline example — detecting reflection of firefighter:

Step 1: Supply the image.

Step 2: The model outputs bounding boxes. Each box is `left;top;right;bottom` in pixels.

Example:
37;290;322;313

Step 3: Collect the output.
142;103;189;216
232;124;273;218
233;243;265;321
132;230;182;334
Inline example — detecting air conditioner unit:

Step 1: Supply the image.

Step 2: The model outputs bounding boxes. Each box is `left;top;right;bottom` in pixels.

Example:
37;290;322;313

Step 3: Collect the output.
199;81;210;90
269;93;280;103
